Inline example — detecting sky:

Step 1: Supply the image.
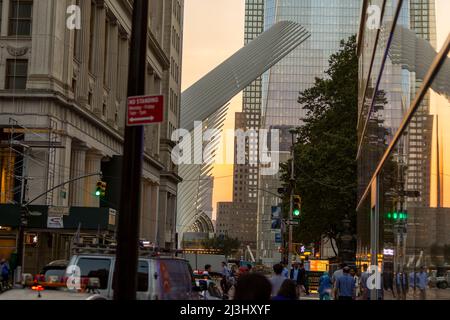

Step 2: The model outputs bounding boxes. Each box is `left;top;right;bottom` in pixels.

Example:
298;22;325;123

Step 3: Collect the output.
181;0;245;220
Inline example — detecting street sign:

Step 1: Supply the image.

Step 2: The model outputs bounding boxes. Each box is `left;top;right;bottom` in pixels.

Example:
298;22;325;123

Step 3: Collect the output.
47;215;64;229
275;233;282;244
127;95;164;126
288;220;299;226
48;206;70;216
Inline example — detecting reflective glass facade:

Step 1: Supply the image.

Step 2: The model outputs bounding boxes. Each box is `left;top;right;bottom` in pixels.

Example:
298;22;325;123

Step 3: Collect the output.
357;0;450;300
256;0;360;264
261;0;361;128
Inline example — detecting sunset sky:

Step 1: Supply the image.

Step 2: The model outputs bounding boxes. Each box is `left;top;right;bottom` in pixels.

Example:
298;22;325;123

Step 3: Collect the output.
181;0;245;220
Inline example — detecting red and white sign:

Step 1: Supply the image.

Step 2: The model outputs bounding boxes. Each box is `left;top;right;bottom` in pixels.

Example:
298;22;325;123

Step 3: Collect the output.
127;95;164;126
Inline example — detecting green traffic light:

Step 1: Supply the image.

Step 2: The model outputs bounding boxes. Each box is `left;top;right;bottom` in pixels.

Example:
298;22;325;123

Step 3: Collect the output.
393;212;398;219
387;212;392;219
293;209;301;217
95;190;101;197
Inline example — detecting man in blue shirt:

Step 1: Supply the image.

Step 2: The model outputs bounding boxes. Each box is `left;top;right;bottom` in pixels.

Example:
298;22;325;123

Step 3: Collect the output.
281;262;289;278
417;266;428;300
334;266;355;300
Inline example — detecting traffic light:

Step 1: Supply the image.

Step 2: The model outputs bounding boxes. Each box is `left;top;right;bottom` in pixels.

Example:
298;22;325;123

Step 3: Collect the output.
96;181;107;198
293;195;301;219
385;211;408;221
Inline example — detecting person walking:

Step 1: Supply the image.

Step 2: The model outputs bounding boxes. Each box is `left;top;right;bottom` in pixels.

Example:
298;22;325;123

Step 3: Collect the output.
332;263;346;299
0;259;10;290
220;262;232;298
298;263;309;296
395;271;408;300
290;263;301;296
270;264;286;297
319;272;332;300
280;262;289;279
272;280;299;301
359;264;369;300
409;269;417;298
351;268;360;298
234;273;272;301
334;266;355;300
417;266;428;300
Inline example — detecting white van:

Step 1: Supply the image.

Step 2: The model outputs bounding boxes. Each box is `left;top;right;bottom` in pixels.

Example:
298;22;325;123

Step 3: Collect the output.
66;253;198;300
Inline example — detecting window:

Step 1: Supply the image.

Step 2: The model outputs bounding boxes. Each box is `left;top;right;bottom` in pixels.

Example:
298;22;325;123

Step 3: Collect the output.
9;0;33;36
0;1;3;33
77;258;111;290
6;59;28;89
103;19;109;85
88;1;96;72
73;0;81;60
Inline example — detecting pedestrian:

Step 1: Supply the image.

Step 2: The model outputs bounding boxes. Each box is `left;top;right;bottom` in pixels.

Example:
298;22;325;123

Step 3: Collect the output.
234;273;272;301
220;262;232;298
0;259;10;290
272;280;299;301
318;271;332;300
298;263;309;296
280;262;289;279
395;271;408;300
416;266;428;300
409;269;417;296
351;268;360;298
360;264;369;300
384;269;396;299
270;264;286;297
204;264;212;275
334;266;355;300
290;263;301;296
332;263;346;285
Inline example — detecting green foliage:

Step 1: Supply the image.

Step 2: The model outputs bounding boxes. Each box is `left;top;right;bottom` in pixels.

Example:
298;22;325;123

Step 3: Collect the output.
202;235;241;258
280;35;358;254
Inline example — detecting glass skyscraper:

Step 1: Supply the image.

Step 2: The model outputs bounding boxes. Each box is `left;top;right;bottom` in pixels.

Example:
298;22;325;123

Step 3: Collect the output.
256;0;361;264
357;0;450;299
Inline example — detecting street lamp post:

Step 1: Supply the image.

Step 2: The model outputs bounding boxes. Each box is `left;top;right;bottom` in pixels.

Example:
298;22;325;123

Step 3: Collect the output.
287;128;297;272
114;0;149;300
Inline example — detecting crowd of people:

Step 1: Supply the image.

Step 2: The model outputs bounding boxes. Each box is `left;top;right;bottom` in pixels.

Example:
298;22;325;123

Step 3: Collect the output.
209;260;432;301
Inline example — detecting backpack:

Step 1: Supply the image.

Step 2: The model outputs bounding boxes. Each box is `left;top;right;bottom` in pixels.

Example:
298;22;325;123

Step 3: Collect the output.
1;264;9;278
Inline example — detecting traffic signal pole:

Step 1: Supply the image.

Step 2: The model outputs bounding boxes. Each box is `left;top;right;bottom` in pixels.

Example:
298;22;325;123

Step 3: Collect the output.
287;130;296;272
114;0;149;300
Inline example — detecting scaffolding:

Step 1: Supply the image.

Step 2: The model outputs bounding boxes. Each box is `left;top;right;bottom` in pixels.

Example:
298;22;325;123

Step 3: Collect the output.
2;117;64;206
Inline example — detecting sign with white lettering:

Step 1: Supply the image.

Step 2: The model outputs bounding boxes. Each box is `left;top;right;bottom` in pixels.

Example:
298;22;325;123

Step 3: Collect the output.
127;95;164;126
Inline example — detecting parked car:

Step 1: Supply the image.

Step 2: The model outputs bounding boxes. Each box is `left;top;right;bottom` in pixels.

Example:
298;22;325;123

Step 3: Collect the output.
429;270;449;289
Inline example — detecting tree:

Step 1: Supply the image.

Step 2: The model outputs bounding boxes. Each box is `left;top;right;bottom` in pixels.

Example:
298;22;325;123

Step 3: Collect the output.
280;35;358;258
202;236;241;259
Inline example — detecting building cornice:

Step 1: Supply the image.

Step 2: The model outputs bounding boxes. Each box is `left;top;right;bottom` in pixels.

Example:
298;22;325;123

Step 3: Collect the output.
161;171;183;184
148;31;170;70
0;90;164;170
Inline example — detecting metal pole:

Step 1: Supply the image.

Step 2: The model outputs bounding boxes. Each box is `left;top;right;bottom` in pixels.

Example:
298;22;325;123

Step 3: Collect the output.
14;148;28;288
114;0;148;300
287;131;295;272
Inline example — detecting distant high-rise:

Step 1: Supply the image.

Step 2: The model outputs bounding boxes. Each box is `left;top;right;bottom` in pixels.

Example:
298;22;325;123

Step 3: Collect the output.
215;0;265;254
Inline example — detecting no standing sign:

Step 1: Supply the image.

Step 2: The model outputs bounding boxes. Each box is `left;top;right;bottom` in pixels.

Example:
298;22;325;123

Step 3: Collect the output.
127;95;164;126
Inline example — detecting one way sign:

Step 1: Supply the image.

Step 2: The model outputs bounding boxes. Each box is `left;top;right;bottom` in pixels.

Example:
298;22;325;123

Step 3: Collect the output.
127;95;164;126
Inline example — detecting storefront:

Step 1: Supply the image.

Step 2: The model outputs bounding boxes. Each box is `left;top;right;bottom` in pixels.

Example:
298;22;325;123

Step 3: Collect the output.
0;205;116;274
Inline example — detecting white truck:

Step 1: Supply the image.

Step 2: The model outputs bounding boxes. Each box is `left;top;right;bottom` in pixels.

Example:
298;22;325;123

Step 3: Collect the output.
181;253;226;273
